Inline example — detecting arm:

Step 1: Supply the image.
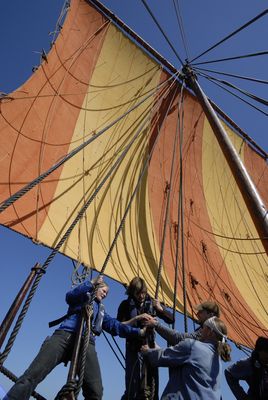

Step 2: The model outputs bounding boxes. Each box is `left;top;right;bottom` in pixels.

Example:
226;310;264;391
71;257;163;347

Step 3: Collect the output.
144;319;200;345
65;280;93;307
224;358;252;400
153;299;174;324
143;339;191;368
102;312;142;338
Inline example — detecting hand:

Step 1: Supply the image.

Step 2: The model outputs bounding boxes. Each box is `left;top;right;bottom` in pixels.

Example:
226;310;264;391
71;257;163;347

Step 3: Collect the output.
136;313;152;323
140;344;150;353
143;315;158;328
152;298;164;312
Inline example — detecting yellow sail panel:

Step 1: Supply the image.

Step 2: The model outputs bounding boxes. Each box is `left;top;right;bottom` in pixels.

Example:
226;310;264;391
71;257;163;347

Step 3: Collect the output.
0;0;267;347
202;118;267;336
37;23;167;288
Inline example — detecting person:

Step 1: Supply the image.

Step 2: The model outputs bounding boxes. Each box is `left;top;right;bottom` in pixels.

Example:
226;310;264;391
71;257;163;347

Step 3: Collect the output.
225;336;268;400
141;316;231;400
5;277;148;400
117;276;174;400
144;300;220;345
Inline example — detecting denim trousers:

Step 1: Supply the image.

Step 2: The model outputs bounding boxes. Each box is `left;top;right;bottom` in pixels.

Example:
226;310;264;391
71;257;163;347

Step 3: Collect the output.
5;329;103;400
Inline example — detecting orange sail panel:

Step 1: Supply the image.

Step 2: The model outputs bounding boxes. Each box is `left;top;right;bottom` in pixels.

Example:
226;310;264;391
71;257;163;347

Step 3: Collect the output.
0;0;267;348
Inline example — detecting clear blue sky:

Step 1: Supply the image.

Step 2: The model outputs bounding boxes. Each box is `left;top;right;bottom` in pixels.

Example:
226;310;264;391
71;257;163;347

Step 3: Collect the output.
0;1;267;399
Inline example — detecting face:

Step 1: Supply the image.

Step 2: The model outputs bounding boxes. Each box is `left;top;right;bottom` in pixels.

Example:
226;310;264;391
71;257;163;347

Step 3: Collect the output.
258;350;268;366
133;290;146;304
95;286;109;302
200;325;211;341
196;309;213;324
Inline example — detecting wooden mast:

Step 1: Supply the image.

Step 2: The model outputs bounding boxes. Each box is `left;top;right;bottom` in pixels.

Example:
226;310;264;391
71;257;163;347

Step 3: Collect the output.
184;65;268;254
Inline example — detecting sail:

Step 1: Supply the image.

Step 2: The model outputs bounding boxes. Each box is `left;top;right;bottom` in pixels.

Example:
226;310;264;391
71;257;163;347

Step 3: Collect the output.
0;0;267;348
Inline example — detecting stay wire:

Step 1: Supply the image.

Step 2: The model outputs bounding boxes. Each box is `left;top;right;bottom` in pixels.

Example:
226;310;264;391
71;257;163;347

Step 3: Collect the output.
99;84;179;277
172;0;190;60
196;71;268;117
195;66;268;85
155;85;184;300
102;331;125;369
192;50;268;66
140;0;184;65
0;76;178;365
190;8;268;63
196;71;268;107
171;83;185;330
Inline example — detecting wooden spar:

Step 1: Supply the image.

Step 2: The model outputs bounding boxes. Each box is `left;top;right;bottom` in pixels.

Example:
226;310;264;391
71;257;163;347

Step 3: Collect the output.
185;68;268;254
0;263;42;349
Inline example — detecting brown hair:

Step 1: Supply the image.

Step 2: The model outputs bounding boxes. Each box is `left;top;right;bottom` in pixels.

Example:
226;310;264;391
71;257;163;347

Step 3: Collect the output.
126;277;147;297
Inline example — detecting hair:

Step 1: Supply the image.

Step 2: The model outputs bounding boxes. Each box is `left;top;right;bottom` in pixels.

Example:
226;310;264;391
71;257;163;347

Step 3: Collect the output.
91;277;109;290
255;336;268;353
196;301;220;318
126;277;147;297
250;337;268;399
204;317;231;362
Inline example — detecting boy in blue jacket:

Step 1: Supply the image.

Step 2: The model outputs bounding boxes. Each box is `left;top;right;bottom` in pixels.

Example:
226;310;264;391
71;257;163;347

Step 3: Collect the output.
5;277;147;400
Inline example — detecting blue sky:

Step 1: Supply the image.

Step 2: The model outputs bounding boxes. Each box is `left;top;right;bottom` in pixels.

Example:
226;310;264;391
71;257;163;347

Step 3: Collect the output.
0;1;267;399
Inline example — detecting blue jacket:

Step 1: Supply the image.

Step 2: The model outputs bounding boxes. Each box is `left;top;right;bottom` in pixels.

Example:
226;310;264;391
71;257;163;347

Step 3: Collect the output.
145;338;222;400
58;280;141;342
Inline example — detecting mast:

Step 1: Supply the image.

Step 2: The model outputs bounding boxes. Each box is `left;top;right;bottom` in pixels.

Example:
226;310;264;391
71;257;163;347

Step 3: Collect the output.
184;65;268;254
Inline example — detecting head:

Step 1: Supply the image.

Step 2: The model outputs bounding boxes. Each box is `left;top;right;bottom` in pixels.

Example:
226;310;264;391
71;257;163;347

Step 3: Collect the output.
255;336;268;366
201;316;231;362
195;301;220;325
127;277;147;304
95;281;109;302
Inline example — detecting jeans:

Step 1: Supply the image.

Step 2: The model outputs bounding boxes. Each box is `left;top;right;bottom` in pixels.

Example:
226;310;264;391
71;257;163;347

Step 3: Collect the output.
5;329;103;400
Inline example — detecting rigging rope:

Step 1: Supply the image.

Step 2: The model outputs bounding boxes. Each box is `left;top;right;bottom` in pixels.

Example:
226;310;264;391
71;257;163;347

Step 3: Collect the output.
195;66;268;85
197;71;268;117
0;70;179;367
0;365;47;400
192;50;268;66
190;9;268;63
102;331;125;369
196;73;268;107
0;73;175;214
154;86;182;299
140;0;184;66
172;0;190;60
171;83;185;329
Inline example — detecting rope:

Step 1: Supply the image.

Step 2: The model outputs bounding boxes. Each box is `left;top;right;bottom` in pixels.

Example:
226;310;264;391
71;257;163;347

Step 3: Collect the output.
178;86;187;333
197;72;268;117
98;82;180;276
190;8;268;63
0;365;47;400
197;74;268;107
195;66;268;85
0;73;174;214
74;305;92;398
172;0;190;60
154;86;182;299
193;50;268;66
171;84;185;329
0;70;179;371
102;331;125;369
140;0;184;65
